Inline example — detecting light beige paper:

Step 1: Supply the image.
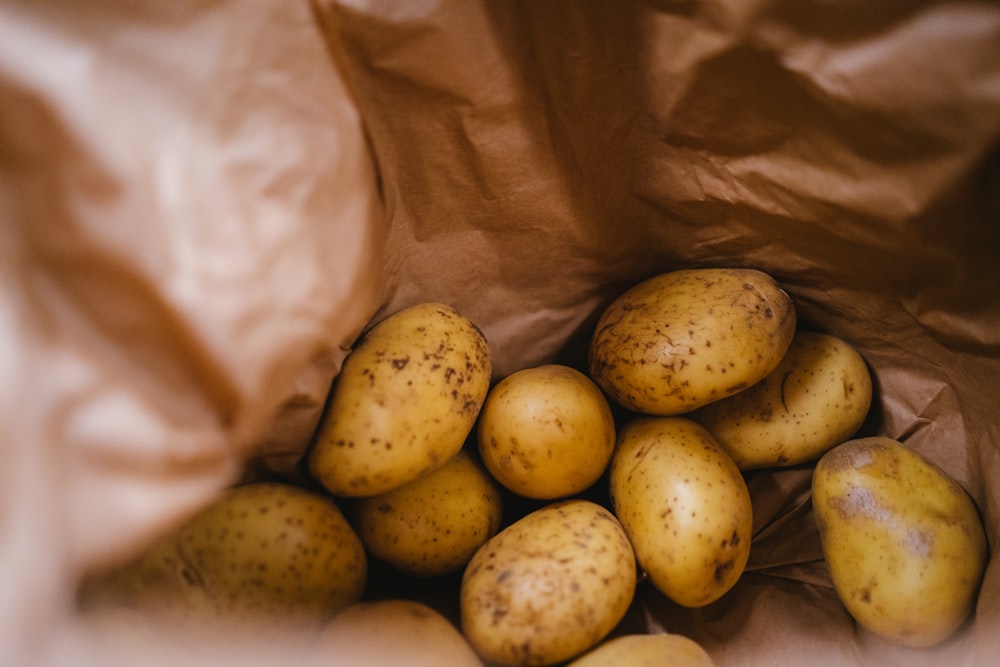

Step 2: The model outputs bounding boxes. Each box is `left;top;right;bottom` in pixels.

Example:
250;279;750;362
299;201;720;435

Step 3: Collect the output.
2;0;999;665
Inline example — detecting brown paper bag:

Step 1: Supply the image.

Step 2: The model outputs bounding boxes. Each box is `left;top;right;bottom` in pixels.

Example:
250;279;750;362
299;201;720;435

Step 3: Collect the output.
2;0;998;665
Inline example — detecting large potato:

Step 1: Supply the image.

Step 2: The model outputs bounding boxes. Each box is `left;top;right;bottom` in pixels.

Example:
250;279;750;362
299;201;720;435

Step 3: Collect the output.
460;499;636;667
589;268;796;415
353;449;503;577
609;417;752;608
308;302;492;497
812;437;988;647
567;633;715;667
80;483;367;636
310;599;482;667
476;364;616;499
691;331;872;469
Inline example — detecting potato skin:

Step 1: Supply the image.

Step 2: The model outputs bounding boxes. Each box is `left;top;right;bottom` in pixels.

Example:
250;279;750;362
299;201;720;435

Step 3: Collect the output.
460;499;636;667
589;268;796;415
609;417;752;608
312;599;482;667
567;633;715;667
812;437;988;647
80;483;367;635
691;331;872;469
476;364;616;499
308;302;492;497
353;449;503;577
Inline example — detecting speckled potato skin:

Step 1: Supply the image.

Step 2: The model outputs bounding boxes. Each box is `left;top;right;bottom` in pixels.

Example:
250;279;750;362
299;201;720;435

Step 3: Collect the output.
691;331;872;469
81;483;367;634
812;437;988;648
589;268;796;416
476;364;616;499
312;599;483;667
353;449;503;577
609;417;752;608
308;302;492;497
567;633;715;667
460;499;637;667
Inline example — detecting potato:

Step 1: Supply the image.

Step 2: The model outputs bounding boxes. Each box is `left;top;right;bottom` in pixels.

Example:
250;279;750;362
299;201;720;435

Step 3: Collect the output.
80;483;367;636
567;633;715;667
812;437;988;647
460;499;636;667
589;268;796;415
310;599;482;667
308;302;492;497
690;331;872;469
476;364;616;499
609;417;752;608
353;449;503;577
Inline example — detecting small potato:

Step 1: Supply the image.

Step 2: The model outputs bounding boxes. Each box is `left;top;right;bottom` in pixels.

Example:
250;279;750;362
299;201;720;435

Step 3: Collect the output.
609;417;752;608
589;268;796;415
476;364;616;499
310;599;482;667
460;499;636;667
567;633;715;667
812;437;988;648
80;483;367;636
691;331;872;469
353;449;504;577
308;302;492;497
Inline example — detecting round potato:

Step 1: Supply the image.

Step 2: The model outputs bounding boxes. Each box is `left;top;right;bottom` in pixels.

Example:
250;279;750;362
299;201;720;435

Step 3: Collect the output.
308;302;492;497
460;499;636;667
353;449;504;577
476;364;616;499
80;483;367;636
609;417;752;608
690;331;872;469
589;268;796;415
812;437;988;648
567;633;715;667
310;599;482;667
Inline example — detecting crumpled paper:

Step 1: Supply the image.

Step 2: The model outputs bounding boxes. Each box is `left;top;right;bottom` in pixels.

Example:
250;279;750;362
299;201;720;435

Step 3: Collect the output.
3;0;999;665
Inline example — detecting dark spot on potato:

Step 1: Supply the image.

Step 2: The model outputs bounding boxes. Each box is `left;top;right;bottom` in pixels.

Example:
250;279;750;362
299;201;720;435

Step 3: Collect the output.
714;559;734;582
860;587;871;603
391;356;409;370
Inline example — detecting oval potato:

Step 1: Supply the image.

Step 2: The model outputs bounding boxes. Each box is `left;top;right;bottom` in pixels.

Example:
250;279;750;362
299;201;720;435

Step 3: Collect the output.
311;599;482;667
476;364;616;499
691;331;872;469
812;437;988;647
609;417;752;607
460;499;636;667
589;268;796;415
308;302;492;497
80;483;367;636
567;633;715;667
353;449;503;577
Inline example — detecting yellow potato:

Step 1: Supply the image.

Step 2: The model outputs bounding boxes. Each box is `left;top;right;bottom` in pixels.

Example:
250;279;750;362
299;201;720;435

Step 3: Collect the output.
476;364;616;499
310;599;482;667
353;449;503;577
589;268;796;415
609;417;752;608
812;437;988;647
691;331;872;469
308;302;492;497
460;499;636;667
80;483;367;636
567;633;715;667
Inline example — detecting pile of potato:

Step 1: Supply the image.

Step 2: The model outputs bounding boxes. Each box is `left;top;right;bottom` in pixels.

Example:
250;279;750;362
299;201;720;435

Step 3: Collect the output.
79;269;988;666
